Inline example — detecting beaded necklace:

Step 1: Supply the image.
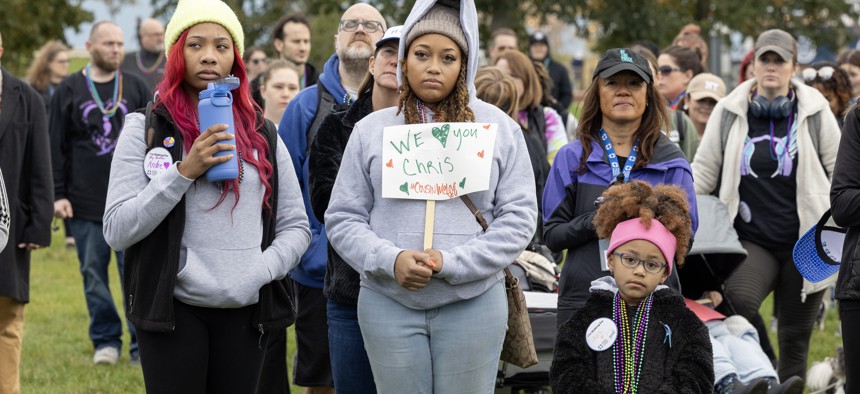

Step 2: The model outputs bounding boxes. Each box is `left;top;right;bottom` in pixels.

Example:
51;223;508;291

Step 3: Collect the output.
214;148;245;192
338;77;351;105
612;292;654;394
135;50;164;75
416;100;439;124
84;64;123;118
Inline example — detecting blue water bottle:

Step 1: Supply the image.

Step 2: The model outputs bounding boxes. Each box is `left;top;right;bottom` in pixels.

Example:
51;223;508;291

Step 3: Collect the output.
198;76;241;182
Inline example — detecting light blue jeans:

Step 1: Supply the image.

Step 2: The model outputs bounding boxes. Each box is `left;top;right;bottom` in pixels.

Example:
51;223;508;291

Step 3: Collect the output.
708;318;777;384
357;282;507;394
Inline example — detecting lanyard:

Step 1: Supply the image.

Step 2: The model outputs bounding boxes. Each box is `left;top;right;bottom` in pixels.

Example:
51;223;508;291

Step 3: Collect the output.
668;91;685;110
600;128;639;183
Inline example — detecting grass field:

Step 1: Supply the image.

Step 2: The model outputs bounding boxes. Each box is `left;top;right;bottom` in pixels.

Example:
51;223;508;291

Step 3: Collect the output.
19;229;844;393
21;229;301;393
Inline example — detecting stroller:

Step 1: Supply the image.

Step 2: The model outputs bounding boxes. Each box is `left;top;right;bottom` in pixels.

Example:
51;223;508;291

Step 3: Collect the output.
496;250;559;394
678;195;748;303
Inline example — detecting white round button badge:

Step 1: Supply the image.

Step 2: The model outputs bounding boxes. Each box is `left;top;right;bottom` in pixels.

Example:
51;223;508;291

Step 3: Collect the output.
144;147;173;179
585;317;618;352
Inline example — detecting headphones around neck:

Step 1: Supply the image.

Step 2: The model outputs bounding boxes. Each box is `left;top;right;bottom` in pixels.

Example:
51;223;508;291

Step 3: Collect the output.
748;88;795;120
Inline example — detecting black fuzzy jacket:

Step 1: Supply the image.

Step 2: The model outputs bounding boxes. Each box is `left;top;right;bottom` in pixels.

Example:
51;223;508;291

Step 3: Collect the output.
550;287;714;393
308;90;374;306
832;108;860;301
122;104;295;332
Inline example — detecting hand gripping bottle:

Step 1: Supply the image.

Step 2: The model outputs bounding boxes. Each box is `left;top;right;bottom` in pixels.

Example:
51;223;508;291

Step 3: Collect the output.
198;76;241;182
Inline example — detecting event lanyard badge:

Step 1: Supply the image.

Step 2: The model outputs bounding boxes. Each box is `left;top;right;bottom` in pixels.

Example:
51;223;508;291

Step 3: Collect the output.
599;128;639;183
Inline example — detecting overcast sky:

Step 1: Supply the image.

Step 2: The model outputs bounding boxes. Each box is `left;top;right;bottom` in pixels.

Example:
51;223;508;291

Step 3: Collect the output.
65;0;162;52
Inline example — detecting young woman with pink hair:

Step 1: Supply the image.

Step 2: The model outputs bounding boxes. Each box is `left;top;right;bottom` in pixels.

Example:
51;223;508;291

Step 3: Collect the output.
102;0;310;391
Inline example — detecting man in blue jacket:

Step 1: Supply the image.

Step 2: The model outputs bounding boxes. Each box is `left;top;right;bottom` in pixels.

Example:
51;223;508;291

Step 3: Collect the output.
277;3;385;392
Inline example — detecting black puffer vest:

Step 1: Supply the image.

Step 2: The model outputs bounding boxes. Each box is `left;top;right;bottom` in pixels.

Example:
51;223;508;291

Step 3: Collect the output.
122;103;294;333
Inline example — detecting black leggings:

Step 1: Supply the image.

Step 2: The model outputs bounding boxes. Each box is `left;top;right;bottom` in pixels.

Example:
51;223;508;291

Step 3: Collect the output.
137;299;267;394
718;240;825;381
841;300;860;394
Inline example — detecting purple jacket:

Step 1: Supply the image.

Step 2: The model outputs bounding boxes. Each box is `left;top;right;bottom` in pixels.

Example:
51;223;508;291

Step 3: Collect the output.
542;136;698;312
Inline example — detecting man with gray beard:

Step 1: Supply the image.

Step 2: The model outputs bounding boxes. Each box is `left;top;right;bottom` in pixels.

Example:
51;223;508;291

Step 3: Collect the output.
50;21;150;366
271;4;385;394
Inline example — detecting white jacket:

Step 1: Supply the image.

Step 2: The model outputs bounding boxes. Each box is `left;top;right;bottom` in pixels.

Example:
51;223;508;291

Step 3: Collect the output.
692;78;841;296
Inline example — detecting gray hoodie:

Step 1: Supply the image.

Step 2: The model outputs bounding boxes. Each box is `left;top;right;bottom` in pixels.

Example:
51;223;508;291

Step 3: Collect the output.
324;0;538;310
103;113;310;308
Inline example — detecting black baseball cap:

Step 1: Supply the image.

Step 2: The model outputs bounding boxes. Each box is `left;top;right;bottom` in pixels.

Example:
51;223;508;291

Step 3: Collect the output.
593;48;653;83
530;32;548;45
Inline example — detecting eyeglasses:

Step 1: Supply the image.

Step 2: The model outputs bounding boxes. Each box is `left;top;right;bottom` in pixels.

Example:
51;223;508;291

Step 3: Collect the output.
612;252;667;274
658;65;682;75
54;59;70;64
250;58;268;65
339;19;384;33
802;66;835;82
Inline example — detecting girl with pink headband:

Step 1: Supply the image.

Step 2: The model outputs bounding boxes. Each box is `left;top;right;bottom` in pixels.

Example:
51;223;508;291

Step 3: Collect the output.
550;181;713;393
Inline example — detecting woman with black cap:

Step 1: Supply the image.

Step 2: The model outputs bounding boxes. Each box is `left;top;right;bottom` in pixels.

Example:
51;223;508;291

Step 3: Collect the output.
324;0;537;391
542;47;698;329
692;28;840;382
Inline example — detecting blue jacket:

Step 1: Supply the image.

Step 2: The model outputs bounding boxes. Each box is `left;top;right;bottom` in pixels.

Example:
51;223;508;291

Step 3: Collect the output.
279;54;348;288
542;136;698;311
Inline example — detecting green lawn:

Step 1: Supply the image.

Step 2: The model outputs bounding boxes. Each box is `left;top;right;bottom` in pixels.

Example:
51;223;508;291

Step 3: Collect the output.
21;229;300;393
20;230;843;392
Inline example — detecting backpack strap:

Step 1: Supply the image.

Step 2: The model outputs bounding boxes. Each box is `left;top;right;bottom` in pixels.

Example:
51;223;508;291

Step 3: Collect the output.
144;101;157;149
307;85;350;155
675;109;685;147
807;111;830;178
719;108;737;154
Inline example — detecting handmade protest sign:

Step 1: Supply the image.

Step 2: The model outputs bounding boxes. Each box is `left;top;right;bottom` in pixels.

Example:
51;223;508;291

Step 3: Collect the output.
382;122;498;249
382;122;497;199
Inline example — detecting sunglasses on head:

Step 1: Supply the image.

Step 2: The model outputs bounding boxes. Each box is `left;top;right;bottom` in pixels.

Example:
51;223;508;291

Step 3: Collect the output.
802;66;835;82
658;65;682;75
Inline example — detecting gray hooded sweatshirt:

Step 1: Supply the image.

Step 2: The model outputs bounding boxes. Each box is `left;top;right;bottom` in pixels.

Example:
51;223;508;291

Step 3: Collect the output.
324;0;538;310
103;113;310;308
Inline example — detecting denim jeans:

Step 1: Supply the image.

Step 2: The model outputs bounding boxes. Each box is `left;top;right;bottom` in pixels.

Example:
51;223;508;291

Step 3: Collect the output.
708;318;777;384
71;218;137;355
357;282;507;394
327;299;376;394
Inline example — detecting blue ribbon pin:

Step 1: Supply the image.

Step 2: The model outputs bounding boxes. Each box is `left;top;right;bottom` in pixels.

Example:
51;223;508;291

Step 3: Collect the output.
660;321;672;348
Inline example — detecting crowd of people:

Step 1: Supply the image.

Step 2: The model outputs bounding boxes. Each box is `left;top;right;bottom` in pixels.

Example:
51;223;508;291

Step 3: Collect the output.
0;0;859;393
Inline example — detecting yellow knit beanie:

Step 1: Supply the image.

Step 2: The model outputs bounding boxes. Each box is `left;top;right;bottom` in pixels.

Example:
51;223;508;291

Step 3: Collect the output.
164;0;245;56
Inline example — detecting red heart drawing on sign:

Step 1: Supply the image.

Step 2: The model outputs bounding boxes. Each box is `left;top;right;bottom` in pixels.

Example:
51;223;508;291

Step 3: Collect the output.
483;124;490;130
385;159;393;168
477;150;484;158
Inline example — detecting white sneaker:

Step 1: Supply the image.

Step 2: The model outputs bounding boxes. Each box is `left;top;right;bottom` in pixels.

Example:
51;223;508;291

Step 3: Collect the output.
93;347;119;365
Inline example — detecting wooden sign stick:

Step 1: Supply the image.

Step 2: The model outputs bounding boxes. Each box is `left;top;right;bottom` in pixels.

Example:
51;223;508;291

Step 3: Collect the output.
423;200;435;250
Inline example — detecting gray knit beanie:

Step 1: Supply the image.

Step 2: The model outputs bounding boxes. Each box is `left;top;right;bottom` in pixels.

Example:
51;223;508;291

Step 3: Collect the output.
404;3;467;54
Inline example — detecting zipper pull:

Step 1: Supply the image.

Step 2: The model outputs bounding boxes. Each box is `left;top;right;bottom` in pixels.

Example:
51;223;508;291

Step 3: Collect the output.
257;324;264;350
